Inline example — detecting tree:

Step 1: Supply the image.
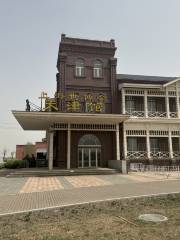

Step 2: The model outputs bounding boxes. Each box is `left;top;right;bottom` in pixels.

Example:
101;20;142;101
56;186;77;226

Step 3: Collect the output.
2;148;7;161
11;151;15;159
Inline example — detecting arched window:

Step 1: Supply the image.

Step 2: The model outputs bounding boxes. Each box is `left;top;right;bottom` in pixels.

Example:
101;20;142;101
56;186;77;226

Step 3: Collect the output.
93;60;102;78
78;134;101;146
75;58;85;77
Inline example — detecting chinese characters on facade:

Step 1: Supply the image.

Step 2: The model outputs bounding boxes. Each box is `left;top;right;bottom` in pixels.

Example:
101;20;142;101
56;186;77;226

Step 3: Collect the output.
39;91;106;113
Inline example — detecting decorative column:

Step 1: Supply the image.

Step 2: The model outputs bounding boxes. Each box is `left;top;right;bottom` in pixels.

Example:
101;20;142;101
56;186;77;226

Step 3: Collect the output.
116;123;120;160
144;90;148;118
168;130;173;160
176;83;180;118
146;129;151;160
48;131;54;170
67;123;71;169
122;88;126;114
123;123;127;159
165;88;170;118
122;122;127;174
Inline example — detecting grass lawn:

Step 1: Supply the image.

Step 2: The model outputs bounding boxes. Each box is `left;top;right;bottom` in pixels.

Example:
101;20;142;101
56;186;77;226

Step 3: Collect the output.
0;194;180;240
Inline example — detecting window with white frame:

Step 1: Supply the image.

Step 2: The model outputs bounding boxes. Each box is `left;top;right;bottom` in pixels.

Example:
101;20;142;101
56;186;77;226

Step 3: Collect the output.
75;59;85;77
150;138;160;152
127;137;138;151
93;60;102;78
148;97;157;112
125;96;136;113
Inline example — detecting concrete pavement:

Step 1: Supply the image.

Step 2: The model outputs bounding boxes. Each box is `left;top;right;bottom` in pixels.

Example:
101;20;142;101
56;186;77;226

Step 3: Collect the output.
0;178;180;216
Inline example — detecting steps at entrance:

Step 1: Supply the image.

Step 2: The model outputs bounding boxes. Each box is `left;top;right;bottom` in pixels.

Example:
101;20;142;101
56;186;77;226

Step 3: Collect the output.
7;168;120;177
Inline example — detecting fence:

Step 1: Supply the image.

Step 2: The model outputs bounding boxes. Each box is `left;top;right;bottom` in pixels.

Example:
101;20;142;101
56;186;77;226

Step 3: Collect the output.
130;163;180;172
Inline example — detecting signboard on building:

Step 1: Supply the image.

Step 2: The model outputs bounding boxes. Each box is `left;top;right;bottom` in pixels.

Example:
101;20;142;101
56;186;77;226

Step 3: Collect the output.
37;91;106;113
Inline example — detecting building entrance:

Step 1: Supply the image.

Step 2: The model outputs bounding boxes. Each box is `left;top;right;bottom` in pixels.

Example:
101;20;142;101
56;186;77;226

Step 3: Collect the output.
78;134;101;168
78;147;101;168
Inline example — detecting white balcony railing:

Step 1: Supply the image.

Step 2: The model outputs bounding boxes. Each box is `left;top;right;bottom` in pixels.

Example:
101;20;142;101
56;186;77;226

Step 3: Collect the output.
127;151;180;159
127;151;147;159
148;111;167;118
169;112;178;118
173;151;180;159
125;109;178;118
125;111;145;117
150;151;170;159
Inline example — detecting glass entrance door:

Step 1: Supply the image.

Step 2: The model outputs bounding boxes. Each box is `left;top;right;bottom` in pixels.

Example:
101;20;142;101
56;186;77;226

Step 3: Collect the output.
78;148;101;168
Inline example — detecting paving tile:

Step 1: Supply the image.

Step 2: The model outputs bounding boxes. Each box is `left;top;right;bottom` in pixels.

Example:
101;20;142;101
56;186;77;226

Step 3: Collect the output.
57;176;74;189
0;177;27;195
20;177;63;193
0;180;180;215
64;176;111;188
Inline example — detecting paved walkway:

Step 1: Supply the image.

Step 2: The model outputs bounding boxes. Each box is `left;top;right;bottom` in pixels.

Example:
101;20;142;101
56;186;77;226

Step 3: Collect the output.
0;174;139;196
1;172;174;196
0;174;180;216
0;180;180;216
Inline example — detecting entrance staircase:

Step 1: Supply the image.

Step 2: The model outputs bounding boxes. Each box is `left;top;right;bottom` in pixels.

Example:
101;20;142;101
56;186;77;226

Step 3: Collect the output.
6;168;120;178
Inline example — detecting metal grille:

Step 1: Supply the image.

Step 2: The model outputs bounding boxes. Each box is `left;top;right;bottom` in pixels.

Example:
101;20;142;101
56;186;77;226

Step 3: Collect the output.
51;123;116;131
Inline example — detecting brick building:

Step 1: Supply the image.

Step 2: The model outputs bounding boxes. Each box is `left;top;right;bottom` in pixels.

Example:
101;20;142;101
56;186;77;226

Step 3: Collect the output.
12;34;180;172
16;140;47;161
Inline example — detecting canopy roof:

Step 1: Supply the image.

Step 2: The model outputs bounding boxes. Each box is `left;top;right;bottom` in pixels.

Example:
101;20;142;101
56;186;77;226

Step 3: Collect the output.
12;111;129;130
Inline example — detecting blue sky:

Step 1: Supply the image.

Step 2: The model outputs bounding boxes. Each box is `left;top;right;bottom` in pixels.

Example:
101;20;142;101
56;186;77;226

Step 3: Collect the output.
0;0;180;157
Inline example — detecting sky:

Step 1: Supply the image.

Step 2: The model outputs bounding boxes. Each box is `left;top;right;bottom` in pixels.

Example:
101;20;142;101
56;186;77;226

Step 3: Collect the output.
0;0;180;158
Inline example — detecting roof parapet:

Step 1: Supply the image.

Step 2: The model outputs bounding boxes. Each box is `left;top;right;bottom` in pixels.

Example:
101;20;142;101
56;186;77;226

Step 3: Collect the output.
60;33;116;49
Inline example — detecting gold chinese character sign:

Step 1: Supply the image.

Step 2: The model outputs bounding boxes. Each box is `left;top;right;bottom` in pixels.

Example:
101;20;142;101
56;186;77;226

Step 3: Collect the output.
39;91;106;113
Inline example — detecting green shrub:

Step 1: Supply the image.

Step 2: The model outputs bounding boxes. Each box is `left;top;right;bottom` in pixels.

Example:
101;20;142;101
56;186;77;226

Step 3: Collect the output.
4;160;25;169
0;163;4;169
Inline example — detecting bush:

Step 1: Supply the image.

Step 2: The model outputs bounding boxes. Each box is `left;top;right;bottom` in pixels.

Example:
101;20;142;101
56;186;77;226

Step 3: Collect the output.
23;154;36;168
0;163;4;169
4;160;25;169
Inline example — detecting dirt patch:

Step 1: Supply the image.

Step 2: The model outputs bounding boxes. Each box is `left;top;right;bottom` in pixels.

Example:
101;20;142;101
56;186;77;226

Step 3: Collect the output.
0;194;180;240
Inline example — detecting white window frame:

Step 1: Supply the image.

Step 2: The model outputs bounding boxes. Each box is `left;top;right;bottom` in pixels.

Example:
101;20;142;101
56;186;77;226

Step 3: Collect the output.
93;61;102;78
75;59;84;77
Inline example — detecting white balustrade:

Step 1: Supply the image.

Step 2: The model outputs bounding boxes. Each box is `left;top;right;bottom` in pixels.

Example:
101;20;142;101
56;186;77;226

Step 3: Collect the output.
150;151;170;159
169;112;178;118
172;151;180;159
125;111;145;117
148;111;167;118
127;151;147;159
125;109;178;118
127;151;180;160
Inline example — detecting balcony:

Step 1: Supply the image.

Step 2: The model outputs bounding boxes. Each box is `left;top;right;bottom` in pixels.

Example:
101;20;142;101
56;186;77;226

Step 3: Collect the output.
126;137;180;160
125;96;144;117
124;96;178;118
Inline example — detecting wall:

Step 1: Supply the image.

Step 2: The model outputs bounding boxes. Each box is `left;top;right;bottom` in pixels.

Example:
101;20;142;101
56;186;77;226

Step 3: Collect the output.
56;35;118;114
55;130;116;169
16;145;24;160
